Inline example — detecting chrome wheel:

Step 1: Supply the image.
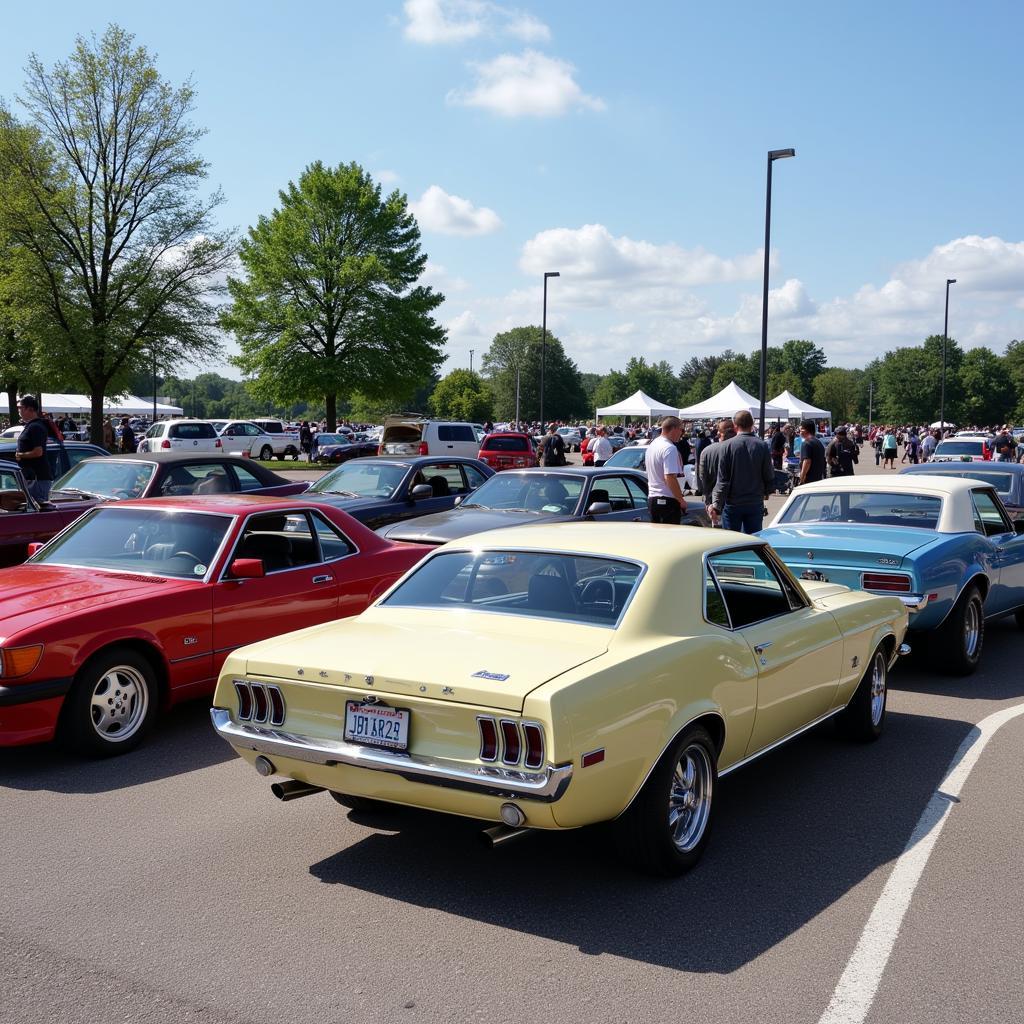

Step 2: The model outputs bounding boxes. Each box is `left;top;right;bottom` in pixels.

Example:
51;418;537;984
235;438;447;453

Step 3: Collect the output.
668;743;713;853
964;598;981;657
89;665;149;742
869;652;887;727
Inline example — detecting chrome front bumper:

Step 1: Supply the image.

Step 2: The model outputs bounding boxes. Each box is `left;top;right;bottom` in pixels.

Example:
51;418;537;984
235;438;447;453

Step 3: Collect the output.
210;708;573;803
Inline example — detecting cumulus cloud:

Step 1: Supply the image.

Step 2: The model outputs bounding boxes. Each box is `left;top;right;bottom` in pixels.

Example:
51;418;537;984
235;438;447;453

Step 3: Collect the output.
374;168;401;185
446;309;485;338
410;185;502;235
403;0;550;45
420;260;469;292
447;50;604;117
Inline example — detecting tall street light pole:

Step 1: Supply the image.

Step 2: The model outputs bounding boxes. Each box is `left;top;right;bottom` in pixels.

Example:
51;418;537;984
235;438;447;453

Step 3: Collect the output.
469;349;474;374
151;344;157;423
759;148;796;437
940;278;956;432
539;271;560;427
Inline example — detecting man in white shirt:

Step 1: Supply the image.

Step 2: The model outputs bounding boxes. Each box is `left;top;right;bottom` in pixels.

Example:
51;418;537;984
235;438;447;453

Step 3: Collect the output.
645;416;689;524
590;426;613;466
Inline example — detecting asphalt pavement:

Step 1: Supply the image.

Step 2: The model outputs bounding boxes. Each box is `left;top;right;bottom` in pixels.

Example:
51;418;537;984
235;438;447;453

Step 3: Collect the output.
2;451;1022;1024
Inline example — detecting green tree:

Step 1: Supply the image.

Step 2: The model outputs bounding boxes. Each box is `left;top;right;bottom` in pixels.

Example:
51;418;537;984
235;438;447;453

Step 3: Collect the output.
711;353;758;394
677;352;733;406
430;369;493;421
812;367;864;421
779;339;827;395
223;161;445;429
622;356;676;402
1004;340;1024;421
960;347;1015;426
0;26;235;443
579;372;602;411
766;370;803;401
877;335;963;424
591;369;628;411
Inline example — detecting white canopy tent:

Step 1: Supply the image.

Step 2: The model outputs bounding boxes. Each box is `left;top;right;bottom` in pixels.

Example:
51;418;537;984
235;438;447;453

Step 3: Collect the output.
767;389;832;424
595;389;679;425
678;381;788;421
34;393;183;417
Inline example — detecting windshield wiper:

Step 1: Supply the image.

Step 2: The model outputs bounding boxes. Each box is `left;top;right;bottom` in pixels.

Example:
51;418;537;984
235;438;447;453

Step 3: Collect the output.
52;487;103;500
322;489;360;497
458;502;488;509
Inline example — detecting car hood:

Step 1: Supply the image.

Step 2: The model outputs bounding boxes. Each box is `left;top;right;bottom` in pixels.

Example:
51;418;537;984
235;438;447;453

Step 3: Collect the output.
239;608;610;712
304;493;387;514
379;508;568;543
0;565;196;639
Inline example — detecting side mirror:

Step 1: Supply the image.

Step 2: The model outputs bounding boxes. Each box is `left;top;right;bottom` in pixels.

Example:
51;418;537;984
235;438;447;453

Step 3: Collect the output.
587;501;613;517
453;495;463;507
27;542;45;557
1015;519;1024;535
229;557;265;579
410;484;432;501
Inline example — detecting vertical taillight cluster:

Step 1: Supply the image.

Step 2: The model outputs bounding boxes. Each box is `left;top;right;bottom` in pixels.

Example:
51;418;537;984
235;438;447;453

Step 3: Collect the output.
478;716;544;769
234;681;286;726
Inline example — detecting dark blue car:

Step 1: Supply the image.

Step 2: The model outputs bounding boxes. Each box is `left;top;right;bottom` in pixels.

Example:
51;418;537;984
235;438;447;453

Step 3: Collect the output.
301;456;494;531
901;461;1024;521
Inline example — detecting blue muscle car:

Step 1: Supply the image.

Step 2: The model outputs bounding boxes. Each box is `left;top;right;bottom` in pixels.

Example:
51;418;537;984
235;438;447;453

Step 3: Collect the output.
758;476;1024;675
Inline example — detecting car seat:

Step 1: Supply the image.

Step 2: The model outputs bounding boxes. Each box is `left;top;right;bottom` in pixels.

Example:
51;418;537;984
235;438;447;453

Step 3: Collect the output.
527;480;569;512
527;573;573;612
196;472;229;494
588;488;610;510
427;475;450;498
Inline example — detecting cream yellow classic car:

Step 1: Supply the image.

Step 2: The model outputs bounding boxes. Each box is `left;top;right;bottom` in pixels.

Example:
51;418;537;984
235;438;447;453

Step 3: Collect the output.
211;523;910;875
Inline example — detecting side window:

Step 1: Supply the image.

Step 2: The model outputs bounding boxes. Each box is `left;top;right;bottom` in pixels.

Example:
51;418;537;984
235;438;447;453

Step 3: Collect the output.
597;476;636;512
706;547;796;629
146;424;162;438
463;464;488;490
310;511;356;560
624;477;649;508
231;512;318;574
66;447;99;469
422;463;466;495
438;425;474;442
971;489;1010;536
244;424;262;436
231;465;264;492
704;567;731;628
0;468;29;512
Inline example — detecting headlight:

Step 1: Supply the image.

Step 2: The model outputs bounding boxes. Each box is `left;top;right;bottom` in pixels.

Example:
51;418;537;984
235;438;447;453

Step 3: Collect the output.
0;644;44;677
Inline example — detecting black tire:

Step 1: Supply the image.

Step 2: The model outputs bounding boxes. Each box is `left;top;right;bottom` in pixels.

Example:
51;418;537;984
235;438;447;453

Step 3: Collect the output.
613;725;716;876
61;647;158;757
930;584;985;676
840;645;888;742
328;791;387;812
284;445;298;460
259;445;273;462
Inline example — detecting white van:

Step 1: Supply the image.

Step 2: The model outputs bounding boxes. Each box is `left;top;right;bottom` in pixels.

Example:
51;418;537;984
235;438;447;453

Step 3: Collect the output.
378;416;481;458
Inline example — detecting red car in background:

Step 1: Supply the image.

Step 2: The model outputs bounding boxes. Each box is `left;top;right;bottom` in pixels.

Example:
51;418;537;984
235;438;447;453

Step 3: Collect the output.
0;495;426;755
477;432;538;472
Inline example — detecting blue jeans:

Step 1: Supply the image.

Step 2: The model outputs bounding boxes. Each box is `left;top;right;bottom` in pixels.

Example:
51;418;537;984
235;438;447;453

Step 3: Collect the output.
722;502;764;534
27;479;52;504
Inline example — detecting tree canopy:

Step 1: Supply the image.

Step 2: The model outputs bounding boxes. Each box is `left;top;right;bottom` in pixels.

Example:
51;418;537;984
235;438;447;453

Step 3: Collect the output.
430;369;493;421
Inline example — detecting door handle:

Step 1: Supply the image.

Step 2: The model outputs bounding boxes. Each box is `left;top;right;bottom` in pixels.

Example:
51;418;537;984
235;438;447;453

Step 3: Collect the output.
312;574;334;584
753;641;773;654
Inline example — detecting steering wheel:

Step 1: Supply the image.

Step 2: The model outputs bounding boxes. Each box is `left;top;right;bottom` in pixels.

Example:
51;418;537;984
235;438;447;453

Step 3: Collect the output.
170;550;202;564
578;577;615;608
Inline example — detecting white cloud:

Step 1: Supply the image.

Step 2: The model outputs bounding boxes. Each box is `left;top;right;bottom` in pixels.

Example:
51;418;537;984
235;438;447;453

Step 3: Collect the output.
403;0;550;45
374;168;401;185
446;310;485;338
420;260;469;292
410;184;502;235
447;50;604;117
520;223;764;287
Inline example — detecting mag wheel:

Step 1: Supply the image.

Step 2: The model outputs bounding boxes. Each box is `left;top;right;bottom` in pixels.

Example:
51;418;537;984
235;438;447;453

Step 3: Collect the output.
932;585;984;676
840;646;887;741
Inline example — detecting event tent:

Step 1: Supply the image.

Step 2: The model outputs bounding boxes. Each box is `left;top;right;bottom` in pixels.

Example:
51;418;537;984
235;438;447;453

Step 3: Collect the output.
34;393;183;416
678;381;788;421
767;389;832;423
595;389;679;424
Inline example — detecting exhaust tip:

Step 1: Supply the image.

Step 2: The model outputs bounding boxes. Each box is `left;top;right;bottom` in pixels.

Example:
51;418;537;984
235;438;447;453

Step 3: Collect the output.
270;779;325;801
254;755;276;777
481;823;531;849
898;643;912;657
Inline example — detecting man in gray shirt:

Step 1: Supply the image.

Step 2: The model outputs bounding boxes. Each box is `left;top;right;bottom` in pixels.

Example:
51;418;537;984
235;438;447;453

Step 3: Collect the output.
711;410;775;534
698;418;735;525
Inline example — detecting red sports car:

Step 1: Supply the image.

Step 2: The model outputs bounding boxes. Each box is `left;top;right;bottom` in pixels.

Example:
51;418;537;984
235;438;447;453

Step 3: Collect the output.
477;432;538;472
0;495;426;755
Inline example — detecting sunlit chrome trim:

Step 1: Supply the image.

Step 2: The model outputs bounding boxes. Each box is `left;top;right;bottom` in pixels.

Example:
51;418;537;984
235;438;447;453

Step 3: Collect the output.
521;721;545;770
718;707;845;777
267;684;286;727
896;593;929;611
476;715;498;762
211;707;572;802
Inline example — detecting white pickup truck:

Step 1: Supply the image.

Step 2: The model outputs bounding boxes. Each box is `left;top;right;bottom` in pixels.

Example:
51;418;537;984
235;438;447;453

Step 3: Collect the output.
217;420;300;461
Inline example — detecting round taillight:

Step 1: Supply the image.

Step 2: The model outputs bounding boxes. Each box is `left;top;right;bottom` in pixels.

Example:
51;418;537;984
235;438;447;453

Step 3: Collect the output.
160;439;171;448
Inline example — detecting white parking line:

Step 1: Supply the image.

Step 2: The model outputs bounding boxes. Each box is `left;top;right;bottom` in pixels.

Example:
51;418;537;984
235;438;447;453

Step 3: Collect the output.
818;701;1024;1024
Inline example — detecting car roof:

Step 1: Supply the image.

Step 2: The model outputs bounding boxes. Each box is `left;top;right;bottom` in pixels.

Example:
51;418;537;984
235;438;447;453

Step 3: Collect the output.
112;494;319;514
84;451;272;467
902;462;1024;474
789;475;977;496
0;440;104;449
490;466;644;477
342;455;489;468
449;521;759;560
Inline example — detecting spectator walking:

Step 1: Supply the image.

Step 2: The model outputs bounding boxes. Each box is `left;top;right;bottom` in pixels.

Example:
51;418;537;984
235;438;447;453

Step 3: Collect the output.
798;419;827;485
770;424;788;470
14;395;53;503
697;419;735;512
645;416;689;524
710;410;775;534
590;426;612;467
993;428;1016;463
539;423;567;466
299;421;313;461
882;428;898;469
921;430;938;462
118;417;136;454
102;416;115;451
826;426;859;477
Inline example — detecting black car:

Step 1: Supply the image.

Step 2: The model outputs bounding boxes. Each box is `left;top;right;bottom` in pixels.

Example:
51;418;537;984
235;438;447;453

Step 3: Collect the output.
901;462;1024;520
0;441;109;479
50;452;311;502
301;456;494;531
312;433;380;464
376;467;709;544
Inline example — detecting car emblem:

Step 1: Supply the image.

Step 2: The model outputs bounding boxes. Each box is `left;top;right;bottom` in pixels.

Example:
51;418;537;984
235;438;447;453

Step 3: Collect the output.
297;669;304;676
852;655;859;669
183;636;198;646
807;552;814;561
319;671;329;678
472;670;510;681
878;557;899;566
365;675;374;685
442;686;455;695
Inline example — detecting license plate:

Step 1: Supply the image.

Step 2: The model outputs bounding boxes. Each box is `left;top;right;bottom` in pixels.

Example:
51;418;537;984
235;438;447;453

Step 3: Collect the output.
344;701;410;751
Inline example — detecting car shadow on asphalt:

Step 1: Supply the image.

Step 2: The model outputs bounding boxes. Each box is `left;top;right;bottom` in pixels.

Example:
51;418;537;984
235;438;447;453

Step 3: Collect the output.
0;699;233;794
308;709;973;973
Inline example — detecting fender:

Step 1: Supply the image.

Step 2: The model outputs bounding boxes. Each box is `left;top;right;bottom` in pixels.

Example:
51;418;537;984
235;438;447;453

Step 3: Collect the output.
70;627;172;704
932;566;990;630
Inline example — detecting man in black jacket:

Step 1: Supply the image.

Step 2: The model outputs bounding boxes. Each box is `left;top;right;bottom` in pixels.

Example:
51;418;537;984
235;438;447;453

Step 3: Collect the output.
710;410;775;534
539;424;566;466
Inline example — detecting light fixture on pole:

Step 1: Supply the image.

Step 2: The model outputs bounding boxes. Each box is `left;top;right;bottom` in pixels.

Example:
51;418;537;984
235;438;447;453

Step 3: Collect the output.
940;278;956;432
469;349;474;374
539;271;560;427
758;148;796;437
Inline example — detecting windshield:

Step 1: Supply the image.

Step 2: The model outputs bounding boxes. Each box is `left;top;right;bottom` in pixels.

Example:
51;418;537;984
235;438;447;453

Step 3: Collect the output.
383;549;643;627
310;461;407;498
935;441;985;455
316;434;350;445
30;507;231;579
912;468;1013;496
780;491;942;529
482;436;529;452
606;447;645;469
462;473;582;514
53;460;155;499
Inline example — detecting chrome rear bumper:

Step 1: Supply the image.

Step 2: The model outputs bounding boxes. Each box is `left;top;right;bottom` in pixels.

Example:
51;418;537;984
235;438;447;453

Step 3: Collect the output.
210;708;573;803
898;594;930;612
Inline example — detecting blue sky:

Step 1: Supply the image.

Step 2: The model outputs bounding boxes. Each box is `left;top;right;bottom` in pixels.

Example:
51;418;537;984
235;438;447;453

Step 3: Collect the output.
2;0;1022;383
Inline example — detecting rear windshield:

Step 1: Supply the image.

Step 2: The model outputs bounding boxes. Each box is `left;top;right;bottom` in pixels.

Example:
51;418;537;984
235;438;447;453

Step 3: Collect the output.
935;440;985;455
170;423;216;439
383;550;644;627
912;468;1013;496
482;436;528;452
780;491;942;529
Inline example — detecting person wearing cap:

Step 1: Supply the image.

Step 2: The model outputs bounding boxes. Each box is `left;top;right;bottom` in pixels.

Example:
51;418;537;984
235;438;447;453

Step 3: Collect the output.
826;426;859;477
14;394;53;503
